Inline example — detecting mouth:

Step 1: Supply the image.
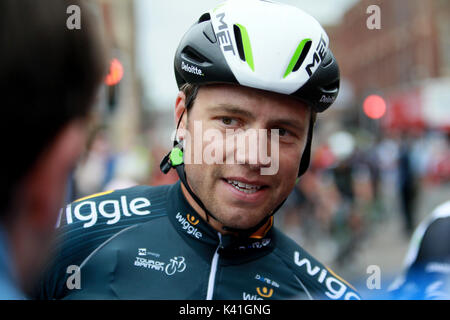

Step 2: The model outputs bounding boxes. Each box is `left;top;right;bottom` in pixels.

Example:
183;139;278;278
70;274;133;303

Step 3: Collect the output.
222;178;269;195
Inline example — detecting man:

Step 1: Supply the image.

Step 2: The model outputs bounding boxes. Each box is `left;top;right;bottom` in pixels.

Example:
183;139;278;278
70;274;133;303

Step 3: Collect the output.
389;200;450;299
35;0;360;300
0;0;104;299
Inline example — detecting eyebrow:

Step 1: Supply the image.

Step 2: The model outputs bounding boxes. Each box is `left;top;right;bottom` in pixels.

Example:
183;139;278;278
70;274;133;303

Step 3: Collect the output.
268;119;307;134
208;103;307;132
207;103;256;120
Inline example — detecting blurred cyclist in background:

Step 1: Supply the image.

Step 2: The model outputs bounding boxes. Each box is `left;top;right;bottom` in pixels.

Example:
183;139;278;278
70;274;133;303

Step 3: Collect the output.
0;0;104;299
389;200;450;299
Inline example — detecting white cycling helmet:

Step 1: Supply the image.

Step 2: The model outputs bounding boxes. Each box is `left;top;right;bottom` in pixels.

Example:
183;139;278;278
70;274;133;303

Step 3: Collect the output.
174;0;340;113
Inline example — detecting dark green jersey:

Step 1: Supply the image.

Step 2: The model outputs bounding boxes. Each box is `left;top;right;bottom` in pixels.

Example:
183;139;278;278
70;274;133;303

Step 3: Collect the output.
35;181;360;300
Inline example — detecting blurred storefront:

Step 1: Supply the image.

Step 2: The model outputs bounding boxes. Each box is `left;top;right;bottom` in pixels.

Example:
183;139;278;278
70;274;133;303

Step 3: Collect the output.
327;0;450;132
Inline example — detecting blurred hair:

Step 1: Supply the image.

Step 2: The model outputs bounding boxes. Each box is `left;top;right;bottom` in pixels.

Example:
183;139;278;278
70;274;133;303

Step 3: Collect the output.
0;0;106;218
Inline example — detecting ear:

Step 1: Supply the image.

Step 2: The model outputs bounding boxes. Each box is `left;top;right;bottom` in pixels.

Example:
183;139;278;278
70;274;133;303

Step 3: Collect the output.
175;91;188;140
22;119;88;231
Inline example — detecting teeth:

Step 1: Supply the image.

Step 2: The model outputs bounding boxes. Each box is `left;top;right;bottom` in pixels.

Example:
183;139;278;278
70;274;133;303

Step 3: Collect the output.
226;180;261;193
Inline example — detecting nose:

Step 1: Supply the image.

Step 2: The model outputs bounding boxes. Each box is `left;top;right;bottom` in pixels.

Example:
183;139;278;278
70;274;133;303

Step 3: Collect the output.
232;128;274;170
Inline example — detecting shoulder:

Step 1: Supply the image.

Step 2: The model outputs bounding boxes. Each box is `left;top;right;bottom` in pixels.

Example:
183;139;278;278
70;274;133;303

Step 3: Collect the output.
55;183;174;263
388;202;450;298
404;201;450;268
271;228;361;300
34;184;174;299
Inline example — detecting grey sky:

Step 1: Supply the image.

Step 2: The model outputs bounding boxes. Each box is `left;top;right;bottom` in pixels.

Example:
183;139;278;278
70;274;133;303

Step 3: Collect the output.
135;0;359;111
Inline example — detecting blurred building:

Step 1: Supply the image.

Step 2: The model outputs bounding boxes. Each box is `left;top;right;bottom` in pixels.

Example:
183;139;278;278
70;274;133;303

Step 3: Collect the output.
327;0;450;133
98;0;141;151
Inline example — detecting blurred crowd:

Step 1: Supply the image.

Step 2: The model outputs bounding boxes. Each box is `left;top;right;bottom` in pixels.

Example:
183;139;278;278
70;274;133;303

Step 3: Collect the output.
276;128;450;268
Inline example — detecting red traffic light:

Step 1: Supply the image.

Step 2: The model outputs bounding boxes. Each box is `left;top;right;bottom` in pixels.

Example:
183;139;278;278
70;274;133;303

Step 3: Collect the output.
105;58;124;86
363;94;386;119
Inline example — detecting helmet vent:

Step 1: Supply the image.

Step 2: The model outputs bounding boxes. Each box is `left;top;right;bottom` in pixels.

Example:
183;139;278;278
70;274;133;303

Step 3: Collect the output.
233;25;246;62
292;40;312;72
233;24;255;71
181;46;211;65
321;79;339;92
198;13;211;23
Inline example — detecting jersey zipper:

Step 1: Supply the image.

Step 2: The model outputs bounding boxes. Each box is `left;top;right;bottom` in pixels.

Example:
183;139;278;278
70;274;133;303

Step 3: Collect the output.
206;232;222;300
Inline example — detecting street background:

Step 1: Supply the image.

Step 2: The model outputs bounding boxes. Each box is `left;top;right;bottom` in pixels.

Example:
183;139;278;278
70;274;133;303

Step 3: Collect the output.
74;0;450;297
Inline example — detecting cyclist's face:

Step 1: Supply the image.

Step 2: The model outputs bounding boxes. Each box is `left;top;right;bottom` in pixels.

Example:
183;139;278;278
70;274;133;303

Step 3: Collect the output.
178;84;310;231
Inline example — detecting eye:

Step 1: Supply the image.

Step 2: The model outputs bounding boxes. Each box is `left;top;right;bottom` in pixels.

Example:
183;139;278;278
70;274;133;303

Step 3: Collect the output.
273;128;290;137
221;117;237;126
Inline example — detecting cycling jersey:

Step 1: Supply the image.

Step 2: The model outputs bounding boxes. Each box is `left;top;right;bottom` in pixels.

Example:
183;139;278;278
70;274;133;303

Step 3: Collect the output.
34;181;361;300
389;201;450;299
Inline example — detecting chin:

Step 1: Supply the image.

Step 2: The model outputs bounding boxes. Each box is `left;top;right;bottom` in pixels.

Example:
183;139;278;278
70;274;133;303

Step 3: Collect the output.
220;210;264;230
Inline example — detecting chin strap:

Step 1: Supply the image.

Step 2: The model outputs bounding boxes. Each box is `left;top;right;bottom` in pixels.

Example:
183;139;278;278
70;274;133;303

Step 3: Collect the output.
297;114;315;177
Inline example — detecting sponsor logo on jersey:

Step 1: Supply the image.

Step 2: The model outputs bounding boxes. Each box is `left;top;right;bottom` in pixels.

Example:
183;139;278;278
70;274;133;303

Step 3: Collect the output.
237;238;271;251
138;248;161;258
65;195;152;228
256;286;273;298
294;251;360;300
243;286;274;300
242;292;263;300
134;257;165;272
186;214;199;225
134;255;186;276
255;274;280;288
175;212;202;239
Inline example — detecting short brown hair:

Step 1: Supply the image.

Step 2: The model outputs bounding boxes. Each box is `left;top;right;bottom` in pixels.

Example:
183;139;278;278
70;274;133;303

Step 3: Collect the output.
180;83;199;112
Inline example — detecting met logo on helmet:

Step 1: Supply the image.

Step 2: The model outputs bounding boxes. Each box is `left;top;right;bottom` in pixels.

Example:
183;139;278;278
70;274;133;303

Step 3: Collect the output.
215;12;236;56
305;35;327;77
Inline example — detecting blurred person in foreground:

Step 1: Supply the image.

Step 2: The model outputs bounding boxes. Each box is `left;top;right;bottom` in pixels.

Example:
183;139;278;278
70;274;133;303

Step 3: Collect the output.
0;0;104;299
389;200;450;299
35;0;360;300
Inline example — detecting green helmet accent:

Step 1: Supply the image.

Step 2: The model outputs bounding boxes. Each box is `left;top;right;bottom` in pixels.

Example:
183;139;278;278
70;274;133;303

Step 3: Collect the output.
284;38;312;79
235;24;255;72
170;147;184;166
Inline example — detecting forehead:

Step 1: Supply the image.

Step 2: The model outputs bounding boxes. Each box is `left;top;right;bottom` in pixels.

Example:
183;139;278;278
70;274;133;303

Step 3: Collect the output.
193;84;310;120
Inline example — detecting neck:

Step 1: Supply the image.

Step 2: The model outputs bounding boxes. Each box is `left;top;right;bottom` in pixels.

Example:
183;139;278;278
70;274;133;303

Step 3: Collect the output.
180;182;231;235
